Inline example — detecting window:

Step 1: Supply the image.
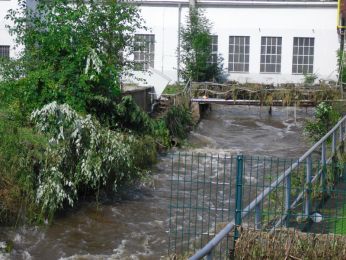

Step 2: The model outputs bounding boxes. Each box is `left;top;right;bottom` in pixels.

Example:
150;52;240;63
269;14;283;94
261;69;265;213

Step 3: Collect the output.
260;37;282;73
210;35;218;64
0;46;10;59
134;34;155;71
292;37;314;74
228;36;250;72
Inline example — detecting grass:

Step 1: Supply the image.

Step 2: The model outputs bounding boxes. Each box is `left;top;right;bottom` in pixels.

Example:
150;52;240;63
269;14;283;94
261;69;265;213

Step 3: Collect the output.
162;84;184;95
235;228;346;259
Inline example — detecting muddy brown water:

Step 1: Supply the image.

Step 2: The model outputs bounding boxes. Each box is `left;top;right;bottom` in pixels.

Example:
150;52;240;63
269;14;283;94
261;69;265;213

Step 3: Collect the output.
0;105;313;260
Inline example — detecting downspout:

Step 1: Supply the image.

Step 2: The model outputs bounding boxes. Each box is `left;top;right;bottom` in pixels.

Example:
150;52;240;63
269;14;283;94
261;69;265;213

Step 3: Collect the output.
177;4;182;83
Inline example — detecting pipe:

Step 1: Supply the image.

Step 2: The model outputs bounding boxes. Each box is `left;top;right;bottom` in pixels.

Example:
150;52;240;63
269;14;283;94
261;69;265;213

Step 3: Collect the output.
177;4;182;83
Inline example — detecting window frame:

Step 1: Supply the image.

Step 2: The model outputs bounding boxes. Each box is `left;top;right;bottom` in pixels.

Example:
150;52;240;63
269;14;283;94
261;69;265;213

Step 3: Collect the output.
209;35;218;65
292;37;315;75
260;36;282;74
228;36;250;73
133;34;155;71
0;45;10;59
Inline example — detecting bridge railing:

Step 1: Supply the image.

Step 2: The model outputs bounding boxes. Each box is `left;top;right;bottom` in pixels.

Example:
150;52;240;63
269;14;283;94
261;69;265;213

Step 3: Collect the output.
187;115;346;260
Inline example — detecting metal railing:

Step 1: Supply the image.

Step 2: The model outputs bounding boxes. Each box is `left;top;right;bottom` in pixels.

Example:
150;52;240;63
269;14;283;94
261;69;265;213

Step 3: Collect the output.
189;115;346;260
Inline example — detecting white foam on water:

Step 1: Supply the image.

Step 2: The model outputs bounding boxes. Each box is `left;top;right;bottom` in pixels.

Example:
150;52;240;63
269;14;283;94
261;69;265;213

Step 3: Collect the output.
189;132;218;147
0;253;10;260
244;175;257;184
13;233;22;243
21;251;32;260
187;147;239;155
0;243;6;250
112;239;127;258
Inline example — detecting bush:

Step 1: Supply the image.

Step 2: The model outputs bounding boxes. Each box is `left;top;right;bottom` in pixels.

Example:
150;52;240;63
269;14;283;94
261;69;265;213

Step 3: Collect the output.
0;101;164;223
0;109;46;224
30;102;153;218
164;105;193;140
304;102;341;142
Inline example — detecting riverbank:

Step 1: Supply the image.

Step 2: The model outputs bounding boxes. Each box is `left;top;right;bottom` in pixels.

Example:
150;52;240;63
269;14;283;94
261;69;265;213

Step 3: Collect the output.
0;105;312;259
0;97;194;228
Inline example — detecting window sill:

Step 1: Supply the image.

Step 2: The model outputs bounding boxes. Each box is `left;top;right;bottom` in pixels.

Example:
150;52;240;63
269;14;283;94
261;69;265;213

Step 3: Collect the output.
228;71;250;74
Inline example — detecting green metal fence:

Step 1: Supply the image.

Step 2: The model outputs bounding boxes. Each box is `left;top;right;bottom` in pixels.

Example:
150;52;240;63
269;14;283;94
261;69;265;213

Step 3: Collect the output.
168;152;346;259
167;116;346;259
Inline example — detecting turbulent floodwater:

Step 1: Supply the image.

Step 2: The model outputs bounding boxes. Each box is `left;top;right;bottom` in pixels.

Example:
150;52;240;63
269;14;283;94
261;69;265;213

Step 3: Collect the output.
0;105;313;260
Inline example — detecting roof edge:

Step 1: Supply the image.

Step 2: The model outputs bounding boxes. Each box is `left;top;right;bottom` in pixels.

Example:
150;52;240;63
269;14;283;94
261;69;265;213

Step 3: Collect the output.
133;0;337;8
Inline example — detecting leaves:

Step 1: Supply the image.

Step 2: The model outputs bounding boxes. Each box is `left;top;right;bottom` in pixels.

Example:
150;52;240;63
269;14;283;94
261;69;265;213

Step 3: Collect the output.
1;0;145;118
180;8;223;82
31;102;143;217
304;102;341;142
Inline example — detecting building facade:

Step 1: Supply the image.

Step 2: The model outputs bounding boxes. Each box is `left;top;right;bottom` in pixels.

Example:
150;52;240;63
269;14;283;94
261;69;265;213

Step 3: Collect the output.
0;0;340;86
134;0;339;85
0;0;19;59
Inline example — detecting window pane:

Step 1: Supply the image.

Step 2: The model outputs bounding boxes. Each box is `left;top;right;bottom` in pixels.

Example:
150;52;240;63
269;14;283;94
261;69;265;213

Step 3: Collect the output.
134;34;155;71
291;37;314;74
260;37;281;73
229;36;250;72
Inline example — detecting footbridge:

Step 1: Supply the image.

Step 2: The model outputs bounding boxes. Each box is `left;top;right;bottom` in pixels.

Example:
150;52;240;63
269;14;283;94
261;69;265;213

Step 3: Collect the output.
188;81;340;107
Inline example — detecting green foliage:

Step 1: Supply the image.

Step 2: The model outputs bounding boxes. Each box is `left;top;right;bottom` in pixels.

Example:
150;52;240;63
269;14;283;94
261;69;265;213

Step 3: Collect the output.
30;102;152;218
304;102;341;142
338;50;346;85
303;73;318;85
0;100;173;223
164;105;193;140
163;84;185;95
0;0;196;225
150;119;171;148
130;135;157;169
0;109;46;224
1;0;144;119
116;96;153;132
180;8;223;82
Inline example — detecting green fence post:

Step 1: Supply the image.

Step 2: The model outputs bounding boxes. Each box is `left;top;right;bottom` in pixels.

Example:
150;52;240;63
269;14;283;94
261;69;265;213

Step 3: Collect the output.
234;155;244;243
284;173;291;227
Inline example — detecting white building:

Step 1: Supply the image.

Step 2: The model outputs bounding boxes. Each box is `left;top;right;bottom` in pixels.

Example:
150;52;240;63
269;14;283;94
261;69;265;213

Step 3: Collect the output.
0;0;340;86
133;0;340;85
0;0;19;58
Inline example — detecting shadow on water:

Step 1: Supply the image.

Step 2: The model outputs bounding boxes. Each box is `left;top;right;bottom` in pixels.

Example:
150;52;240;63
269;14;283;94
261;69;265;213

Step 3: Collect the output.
0;105;313;260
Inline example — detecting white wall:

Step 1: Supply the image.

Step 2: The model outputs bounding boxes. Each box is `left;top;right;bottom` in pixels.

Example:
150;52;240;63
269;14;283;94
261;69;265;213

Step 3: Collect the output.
138;3;339;84
0;0;20;58
137;6;180;81
0;1;339;85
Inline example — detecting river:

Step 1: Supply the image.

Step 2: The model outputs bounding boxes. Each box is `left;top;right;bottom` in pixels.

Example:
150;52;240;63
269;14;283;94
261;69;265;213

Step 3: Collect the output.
0;105;313;260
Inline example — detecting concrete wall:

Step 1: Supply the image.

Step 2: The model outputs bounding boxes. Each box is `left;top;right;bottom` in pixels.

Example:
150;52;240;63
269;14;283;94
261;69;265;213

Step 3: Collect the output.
137;2;339;84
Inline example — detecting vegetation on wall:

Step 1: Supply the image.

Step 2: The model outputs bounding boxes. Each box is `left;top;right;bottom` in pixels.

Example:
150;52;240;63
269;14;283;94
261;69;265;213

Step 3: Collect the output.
179;7;223;83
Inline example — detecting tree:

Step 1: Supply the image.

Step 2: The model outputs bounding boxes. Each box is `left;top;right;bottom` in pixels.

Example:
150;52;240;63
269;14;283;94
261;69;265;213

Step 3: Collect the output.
2;0;145;119
179;7;223;83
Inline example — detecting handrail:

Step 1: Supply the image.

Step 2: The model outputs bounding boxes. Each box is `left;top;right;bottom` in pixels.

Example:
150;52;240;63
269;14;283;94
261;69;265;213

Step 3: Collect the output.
189;115;346;260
